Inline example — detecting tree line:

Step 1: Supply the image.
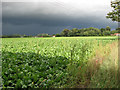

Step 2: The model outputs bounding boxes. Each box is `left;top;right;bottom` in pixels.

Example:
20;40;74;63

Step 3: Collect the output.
55;26;119;37
1;26;119;38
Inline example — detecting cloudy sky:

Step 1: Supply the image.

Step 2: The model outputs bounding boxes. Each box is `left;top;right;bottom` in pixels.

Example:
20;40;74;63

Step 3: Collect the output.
2;0;118;35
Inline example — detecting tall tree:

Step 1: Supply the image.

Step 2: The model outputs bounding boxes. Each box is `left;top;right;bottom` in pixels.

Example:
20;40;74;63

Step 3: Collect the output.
71;28;78;36
105;26;111;31
100;28;105;36
61;29;70;36
106;0;120;22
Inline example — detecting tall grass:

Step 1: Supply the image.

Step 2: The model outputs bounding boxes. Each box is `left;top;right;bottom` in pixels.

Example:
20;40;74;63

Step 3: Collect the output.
88;40;119;88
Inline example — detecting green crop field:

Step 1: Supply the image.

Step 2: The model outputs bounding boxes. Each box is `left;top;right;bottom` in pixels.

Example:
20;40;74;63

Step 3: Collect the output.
1;36;119;88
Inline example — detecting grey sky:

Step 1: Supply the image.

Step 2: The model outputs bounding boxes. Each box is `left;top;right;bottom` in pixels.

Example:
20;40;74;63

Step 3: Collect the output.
2;0;118;35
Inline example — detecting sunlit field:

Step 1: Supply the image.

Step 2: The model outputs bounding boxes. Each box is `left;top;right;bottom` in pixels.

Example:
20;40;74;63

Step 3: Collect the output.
2;36;119;88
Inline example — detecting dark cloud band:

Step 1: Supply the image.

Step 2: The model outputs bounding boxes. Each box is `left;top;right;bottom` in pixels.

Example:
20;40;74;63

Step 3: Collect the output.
2;2;118;35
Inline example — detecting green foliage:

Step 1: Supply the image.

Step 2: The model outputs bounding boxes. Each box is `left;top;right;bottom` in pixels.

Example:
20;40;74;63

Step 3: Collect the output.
60;27;115;37
37;33;50;37
2;37;118;88
103;31;111;36
61;29;70;37
1;34;32;38
55;33;61;37
105;26;111;31
106;0;120;22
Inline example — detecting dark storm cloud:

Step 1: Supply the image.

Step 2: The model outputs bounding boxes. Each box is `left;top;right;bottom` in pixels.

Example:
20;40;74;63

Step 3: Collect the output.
2;23;65;35
2;1;118;35
2;2;101;26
